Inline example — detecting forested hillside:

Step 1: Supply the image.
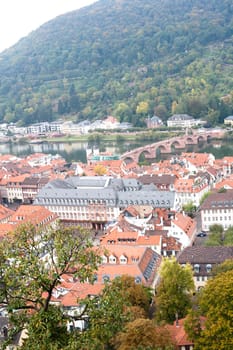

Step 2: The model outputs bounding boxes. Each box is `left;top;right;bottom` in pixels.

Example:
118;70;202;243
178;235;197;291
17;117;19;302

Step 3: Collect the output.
0;0;233;126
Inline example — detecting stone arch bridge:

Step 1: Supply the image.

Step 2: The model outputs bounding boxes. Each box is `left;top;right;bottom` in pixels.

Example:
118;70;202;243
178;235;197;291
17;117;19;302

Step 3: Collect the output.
121;131;221;164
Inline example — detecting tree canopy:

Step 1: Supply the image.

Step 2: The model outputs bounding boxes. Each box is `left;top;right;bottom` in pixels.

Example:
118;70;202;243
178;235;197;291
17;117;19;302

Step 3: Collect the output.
74;275;153;349
195;270;233;350
0;223;101;348
205;224;233;246
0;0;232;126
155;257;194;324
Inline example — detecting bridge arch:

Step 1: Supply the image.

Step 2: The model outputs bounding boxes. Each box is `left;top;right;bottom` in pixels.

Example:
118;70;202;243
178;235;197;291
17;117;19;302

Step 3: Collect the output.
138;149;153;163
186;136;196;144
197;135;206;143
170;140;182;149
155;144;167;157
123;156;135;164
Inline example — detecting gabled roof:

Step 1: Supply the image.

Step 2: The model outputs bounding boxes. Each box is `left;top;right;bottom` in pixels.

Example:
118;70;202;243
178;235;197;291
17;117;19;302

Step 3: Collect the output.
201;189;233;210
100;229;138;245
100;245;161;286
162;235;182;252
9;205;58;226
172;213;196;239
0;204;14;221
165;317;206;346
181;152;214;168
177;246;233;264
139;174;177;186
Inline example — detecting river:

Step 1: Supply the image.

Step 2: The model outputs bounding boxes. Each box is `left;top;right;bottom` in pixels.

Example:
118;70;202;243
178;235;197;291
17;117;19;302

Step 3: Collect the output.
0;137;232;163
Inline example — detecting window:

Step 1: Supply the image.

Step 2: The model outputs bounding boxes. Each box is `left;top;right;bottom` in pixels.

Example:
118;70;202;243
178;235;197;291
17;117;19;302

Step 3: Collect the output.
135;276;142;284
194;264;200;273
206;264;212;273
102;275;110;283
109;256;117;264
120;255;127;264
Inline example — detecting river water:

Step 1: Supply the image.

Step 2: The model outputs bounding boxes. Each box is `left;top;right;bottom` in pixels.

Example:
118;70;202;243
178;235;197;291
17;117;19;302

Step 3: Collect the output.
0;137;231;163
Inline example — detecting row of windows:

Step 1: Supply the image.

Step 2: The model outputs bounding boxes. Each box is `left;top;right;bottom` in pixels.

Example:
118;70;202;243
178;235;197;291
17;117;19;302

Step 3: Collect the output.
38;197;172;207
119;199;171;206
49;206;113;213
196;276;209;281
203;216;232;221
204;209;231;214
48;205;115;213
194;264;212;273
102;256;128;264
41;198;116;205
93;275;142;284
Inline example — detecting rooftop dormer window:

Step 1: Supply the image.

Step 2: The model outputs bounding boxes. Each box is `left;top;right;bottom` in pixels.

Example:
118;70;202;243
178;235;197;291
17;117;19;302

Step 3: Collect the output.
206;264;212;273
194;264;200;273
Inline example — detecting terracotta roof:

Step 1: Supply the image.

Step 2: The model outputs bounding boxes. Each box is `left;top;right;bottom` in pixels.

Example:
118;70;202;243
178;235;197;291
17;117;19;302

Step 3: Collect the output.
181;152;214;167
166;318;193;346
136;235;161;246
0;204;14;221
174;178;208;193
215;179;233;189
5;174;29;184
0;223;15;238
101;245;146;262
52;279;104;306
9;205;58;226
162;235;182;252
172;213;196;239
100;230;138;245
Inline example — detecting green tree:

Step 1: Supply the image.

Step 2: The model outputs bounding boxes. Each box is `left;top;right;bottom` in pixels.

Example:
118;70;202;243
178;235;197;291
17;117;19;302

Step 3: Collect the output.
206;225;233;246
155;257;194;324
182;201;196;218
212;258;233;276
154;104;168;120
114;102;131;122
0;223;101;348
195;270;233;350
199;191;212;206
184;309;203;342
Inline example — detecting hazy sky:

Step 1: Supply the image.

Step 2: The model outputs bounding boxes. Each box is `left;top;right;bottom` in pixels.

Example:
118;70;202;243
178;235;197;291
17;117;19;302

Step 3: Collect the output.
0;0;97;53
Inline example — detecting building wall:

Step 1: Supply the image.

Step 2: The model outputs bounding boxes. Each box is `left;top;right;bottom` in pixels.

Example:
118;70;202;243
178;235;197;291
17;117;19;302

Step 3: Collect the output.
201;207;233;231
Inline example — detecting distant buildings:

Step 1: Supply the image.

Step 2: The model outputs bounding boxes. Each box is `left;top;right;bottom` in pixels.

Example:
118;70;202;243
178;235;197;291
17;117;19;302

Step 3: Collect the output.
34;176;175;230
200;189;233;231
167;114;204;128
177;246;233;289
25;117;133;136
146;115;163;129
224;115;233;126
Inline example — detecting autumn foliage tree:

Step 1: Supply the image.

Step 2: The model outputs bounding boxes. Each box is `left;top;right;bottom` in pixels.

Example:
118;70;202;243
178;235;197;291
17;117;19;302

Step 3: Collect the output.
115;318;175;350
194;269;233;350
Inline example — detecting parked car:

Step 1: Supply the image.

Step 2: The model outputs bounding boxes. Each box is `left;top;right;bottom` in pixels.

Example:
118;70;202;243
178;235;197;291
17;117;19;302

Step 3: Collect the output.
197;231;207;237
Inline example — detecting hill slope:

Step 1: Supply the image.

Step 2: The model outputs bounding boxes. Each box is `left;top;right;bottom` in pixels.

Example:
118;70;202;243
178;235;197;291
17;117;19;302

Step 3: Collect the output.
0;0;233;126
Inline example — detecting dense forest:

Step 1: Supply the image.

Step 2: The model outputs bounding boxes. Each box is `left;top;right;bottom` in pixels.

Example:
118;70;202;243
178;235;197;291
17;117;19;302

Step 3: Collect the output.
0;0;233;126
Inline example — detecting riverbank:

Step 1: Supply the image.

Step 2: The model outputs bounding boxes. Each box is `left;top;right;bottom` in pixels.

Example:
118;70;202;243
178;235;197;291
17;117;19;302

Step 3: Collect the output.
17;129;183;145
